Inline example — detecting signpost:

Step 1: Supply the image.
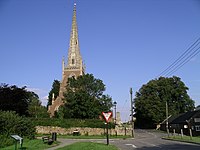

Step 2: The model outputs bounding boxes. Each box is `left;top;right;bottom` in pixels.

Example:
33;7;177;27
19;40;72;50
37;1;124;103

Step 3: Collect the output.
11;135;23;150
102;112;112;145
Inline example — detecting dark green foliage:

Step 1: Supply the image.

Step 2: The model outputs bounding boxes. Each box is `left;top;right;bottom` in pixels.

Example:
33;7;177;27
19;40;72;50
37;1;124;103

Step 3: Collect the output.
48;80;60;106
28;97;49;118
0;135;13;148
0;111;36;148
31;118;115;129
62;74;113;119
134;76;195;128
0;84;40;116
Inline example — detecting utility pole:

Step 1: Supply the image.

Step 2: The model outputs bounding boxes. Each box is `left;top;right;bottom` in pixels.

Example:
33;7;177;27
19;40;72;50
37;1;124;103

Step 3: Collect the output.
166;101;169;136
113;101;117;124
130;88;134;137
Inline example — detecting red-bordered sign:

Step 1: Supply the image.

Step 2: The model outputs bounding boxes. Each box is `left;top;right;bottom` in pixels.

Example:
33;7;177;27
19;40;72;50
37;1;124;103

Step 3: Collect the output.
102;112;112;122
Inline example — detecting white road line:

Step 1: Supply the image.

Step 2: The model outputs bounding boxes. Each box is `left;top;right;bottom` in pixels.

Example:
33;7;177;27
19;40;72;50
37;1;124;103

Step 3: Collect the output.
132;144;137;148
125;144;137;148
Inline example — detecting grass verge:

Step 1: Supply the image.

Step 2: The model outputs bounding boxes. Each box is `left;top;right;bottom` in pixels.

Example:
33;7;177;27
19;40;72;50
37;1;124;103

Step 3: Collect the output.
163;135;200;144
57;142;118;150
1;139;59;150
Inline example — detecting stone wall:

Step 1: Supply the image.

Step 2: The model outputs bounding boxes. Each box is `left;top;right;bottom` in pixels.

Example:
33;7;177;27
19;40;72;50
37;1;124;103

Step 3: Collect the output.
36;126;132;136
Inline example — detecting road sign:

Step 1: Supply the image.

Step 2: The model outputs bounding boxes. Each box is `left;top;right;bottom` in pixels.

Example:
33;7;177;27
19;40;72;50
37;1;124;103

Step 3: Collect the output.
102;112;112;122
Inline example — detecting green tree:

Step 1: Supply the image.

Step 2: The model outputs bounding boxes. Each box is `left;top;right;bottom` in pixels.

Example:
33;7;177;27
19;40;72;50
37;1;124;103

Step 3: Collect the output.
62;74;113;119
28;96;49;118
134;76;195;128
47;80;60;106
0;84;35;116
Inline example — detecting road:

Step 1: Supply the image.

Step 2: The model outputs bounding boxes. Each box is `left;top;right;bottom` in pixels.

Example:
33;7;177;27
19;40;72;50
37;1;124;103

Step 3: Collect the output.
111;129;200;150
46;129;200;150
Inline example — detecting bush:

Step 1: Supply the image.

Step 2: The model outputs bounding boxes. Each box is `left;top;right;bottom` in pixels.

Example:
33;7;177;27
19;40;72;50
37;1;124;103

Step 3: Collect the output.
0;111;36;148
0;135;13;149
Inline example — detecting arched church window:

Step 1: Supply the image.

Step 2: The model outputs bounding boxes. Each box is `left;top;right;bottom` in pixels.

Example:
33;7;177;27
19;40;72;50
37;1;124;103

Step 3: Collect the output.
69;73;76;79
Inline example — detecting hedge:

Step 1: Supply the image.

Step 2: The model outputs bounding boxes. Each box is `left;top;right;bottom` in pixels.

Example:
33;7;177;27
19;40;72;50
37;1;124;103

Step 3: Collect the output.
30;118;115;129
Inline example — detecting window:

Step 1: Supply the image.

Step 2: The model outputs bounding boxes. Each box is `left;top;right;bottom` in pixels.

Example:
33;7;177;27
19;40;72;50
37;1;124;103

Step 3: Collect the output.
195;125;200;131
69;73;76;79
72;59;75;64
194;118;200;122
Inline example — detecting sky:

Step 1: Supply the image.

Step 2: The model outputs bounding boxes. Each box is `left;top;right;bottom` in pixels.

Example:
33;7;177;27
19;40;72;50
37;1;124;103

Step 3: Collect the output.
0;0;200;122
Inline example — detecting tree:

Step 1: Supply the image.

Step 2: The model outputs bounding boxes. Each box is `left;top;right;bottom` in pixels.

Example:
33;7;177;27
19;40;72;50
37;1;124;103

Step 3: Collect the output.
0;84;35;116
134;76;195;128
47;80;60;106
62;74;113;119
28;95;49;118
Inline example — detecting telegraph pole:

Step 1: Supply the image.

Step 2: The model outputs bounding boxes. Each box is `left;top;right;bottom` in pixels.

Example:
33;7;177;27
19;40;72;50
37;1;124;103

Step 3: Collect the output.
166;101;169;136
130;88;134;137
113;101;117;124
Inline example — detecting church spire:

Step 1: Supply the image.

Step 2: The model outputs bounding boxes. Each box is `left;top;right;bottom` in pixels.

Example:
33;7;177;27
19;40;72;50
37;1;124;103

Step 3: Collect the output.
66;3;82;70
48;3;85;117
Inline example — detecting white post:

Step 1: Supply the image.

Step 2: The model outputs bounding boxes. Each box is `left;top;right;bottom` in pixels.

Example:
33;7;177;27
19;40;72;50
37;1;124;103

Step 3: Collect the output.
181;129;183;139
189;129;192;140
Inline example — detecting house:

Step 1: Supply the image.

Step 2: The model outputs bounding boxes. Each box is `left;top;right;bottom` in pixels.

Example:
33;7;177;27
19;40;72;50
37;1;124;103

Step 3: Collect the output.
160;110;200;136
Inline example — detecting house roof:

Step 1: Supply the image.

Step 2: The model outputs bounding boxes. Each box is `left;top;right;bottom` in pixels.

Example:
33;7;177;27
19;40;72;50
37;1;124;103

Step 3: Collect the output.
170;110;200;124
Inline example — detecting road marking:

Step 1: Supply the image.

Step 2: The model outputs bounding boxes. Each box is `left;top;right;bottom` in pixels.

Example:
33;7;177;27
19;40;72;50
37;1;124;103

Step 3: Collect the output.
126;144;137;148
137;140;162;148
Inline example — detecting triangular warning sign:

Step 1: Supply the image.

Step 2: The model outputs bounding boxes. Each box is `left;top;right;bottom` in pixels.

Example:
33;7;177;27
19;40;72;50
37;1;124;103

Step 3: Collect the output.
102;112;112;122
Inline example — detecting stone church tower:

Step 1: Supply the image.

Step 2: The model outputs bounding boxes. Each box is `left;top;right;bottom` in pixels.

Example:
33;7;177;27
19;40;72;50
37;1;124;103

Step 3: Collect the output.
48;3;85;117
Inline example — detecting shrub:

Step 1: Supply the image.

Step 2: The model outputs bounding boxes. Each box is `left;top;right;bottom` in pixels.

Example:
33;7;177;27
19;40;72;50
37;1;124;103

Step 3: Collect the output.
0;111;36;148
0;135;13;148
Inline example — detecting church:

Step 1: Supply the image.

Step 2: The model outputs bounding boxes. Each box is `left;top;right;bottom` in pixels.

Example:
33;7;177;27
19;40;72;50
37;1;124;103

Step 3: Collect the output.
48;3;85;117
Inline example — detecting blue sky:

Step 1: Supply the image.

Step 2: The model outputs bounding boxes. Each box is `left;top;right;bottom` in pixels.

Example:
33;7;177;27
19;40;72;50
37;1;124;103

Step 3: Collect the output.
0;0;200;122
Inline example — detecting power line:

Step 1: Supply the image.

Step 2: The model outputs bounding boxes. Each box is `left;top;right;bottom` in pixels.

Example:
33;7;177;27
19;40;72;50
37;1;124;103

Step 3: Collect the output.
157;37;200;77
166;46;200;76
158;37;200;77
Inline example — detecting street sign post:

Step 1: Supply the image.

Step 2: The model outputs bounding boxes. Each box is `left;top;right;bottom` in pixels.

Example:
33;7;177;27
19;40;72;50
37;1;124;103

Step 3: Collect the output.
102;112;112;145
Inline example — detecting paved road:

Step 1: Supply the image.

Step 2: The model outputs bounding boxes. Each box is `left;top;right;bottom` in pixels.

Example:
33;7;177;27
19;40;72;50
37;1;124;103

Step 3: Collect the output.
111;129;200;150
46;129;200;150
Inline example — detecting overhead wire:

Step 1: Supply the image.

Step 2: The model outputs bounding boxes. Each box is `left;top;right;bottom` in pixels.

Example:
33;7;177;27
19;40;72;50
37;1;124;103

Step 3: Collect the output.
166;46;200;76
157;37;200;77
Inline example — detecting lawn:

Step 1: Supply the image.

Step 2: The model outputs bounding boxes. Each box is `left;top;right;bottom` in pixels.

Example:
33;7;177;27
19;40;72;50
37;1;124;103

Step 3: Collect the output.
57;142;118;150
2;135;124;150
165;135;200;144
1;139;59;150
